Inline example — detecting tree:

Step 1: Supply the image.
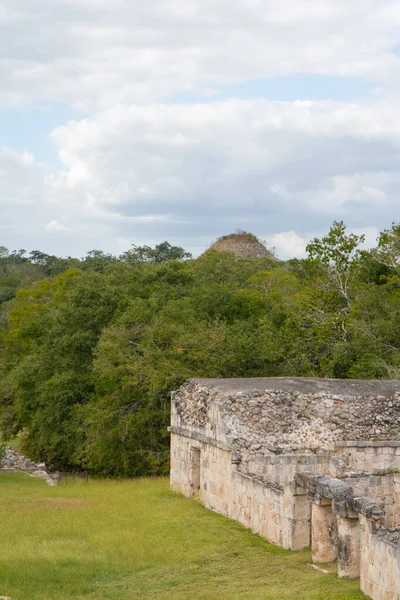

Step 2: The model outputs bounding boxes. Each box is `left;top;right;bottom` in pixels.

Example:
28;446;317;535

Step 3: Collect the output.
121;241;192;264
81;250;118;273
306;220;365;308
368;222;400;276
2;225;400;476
0;269;122;468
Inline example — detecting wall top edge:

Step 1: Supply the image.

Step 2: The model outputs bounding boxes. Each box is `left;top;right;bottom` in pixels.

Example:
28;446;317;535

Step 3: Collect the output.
335;441;400;448
233;469;284;493
182;377;400;397
168;425;231;451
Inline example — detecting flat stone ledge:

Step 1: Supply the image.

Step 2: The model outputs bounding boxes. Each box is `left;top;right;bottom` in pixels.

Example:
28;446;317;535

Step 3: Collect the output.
335;441;400;448
338;469;400;479
296;472;386;522
233;469;284;493
190;377;400;396
168;426;232;452
296;472;354;503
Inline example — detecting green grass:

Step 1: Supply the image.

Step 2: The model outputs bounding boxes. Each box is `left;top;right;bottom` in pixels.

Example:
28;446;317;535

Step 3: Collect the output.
0;474;367;600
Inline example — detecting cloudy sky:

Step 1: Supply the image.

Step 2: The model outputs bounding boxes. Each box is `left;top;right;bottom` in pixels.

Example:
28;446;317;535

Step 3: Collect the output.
1;0;400;258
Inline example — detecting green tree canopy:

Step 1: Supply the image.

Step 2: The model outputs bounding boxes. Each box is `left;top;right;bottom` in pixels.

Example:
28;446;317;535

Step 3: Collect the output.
1;224;400;476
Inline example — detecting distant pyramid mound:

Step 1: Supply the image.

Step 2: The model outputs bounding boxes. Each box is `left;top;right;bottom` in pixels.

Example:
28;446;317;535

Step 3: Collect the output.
207;231;277;260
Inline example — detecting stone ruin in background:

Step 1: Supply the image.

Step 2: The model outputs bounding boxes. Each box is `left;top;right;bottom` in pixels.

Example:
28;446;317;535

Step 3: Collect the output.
169;377;400;600
0;446;58;486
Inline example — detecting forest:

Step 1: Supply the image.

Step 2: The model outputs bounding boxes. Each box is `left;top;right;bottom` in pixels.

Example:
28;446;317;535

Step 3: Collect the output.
0;221;399;477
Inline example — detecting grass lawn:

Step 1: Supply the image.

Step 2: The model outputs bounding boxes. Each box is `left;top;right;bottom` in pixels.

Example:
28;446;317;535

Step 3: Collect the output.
0;474;368;600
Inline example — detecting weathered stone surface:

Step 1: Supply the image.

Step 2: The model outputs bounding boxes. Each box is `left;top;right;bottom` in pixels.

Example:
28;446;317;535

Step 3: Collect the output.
352;496;385;522
359;515;400;600
206;233;276;260
174;378;400;465
309;475;354;503
311;503;338;563
337;516;361;579
171;376;400;600
0;446;58;486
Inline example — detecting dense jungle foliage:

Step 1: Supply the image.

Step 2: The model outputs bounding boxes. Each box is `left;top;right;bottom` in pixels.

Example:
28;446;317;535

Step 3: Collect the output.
1;222;400;476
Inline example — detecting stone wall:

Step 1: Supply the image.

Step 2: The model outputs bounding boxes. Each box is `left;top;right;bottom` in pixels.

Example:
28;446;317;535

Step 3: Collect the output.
244;452;331;486
297;472;400;600
171;377;400;600
339;472;398;526
335;441;400;473
174;379;400;458
360;516;400;600
170;431;233;507
170;431;310;550
394;473;400;526
1;446;58;486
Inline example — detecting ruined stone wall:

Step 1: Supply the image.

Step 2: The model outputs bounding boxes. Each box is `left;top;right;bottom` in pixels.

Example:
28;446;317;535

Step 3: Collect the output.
339;472;398;526
170;432;310;550
171;378;400;600
360;516;400;600
170;432;233;509
221;386;400;448
244;452;332;486
173;379;400;469
297;471;400;600
335;441;400;473
394;473;400;527
230;470;310;550
1;446;58;486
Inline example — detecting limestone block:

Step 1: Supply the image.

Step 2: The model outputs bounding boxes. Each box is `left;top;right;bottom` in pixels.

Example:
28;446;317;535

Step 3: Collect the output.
291;517;311;550
292;495;310;521
337;515;361;579
312;503;338;563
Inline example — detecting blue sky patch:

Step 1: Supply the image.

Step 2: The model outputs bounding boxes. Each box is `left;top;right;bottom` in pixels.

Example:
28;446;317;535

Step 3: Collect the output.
166;74;373;105
0;102;85;164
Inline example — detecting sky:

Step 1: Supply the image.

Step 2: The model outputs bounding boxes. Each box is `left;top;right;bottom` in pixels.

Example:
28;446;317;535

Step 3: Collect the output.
1;0;400;259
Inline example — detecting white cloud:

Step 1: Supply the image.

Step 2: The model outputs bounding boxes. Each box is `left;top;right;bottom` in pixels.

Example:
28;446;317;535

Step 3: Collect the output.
44;219;72;233
267;231;310;259
0;145;46;209
48;98;400;211
266;225;380;260
3;96;385;257
0;145;56;251
1;0;400;108
2;1;400;258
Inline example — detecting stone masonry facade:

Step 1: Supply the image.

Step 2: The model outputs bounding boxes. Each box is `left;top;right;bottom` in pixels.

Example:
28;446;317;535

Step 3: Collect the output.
169;377;400;600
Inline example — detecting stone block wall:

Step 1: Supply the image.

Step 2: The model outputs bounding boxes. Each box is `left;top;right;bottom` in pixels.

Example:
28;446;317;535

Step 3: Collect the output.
394;473;400;526
245;452;331;486
231;471;310;550
171;378;400;600
170;431;310;550
335;442;400;473
360;516;400;600
170;432;230;500
340;472;397;526
297;471;400;600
